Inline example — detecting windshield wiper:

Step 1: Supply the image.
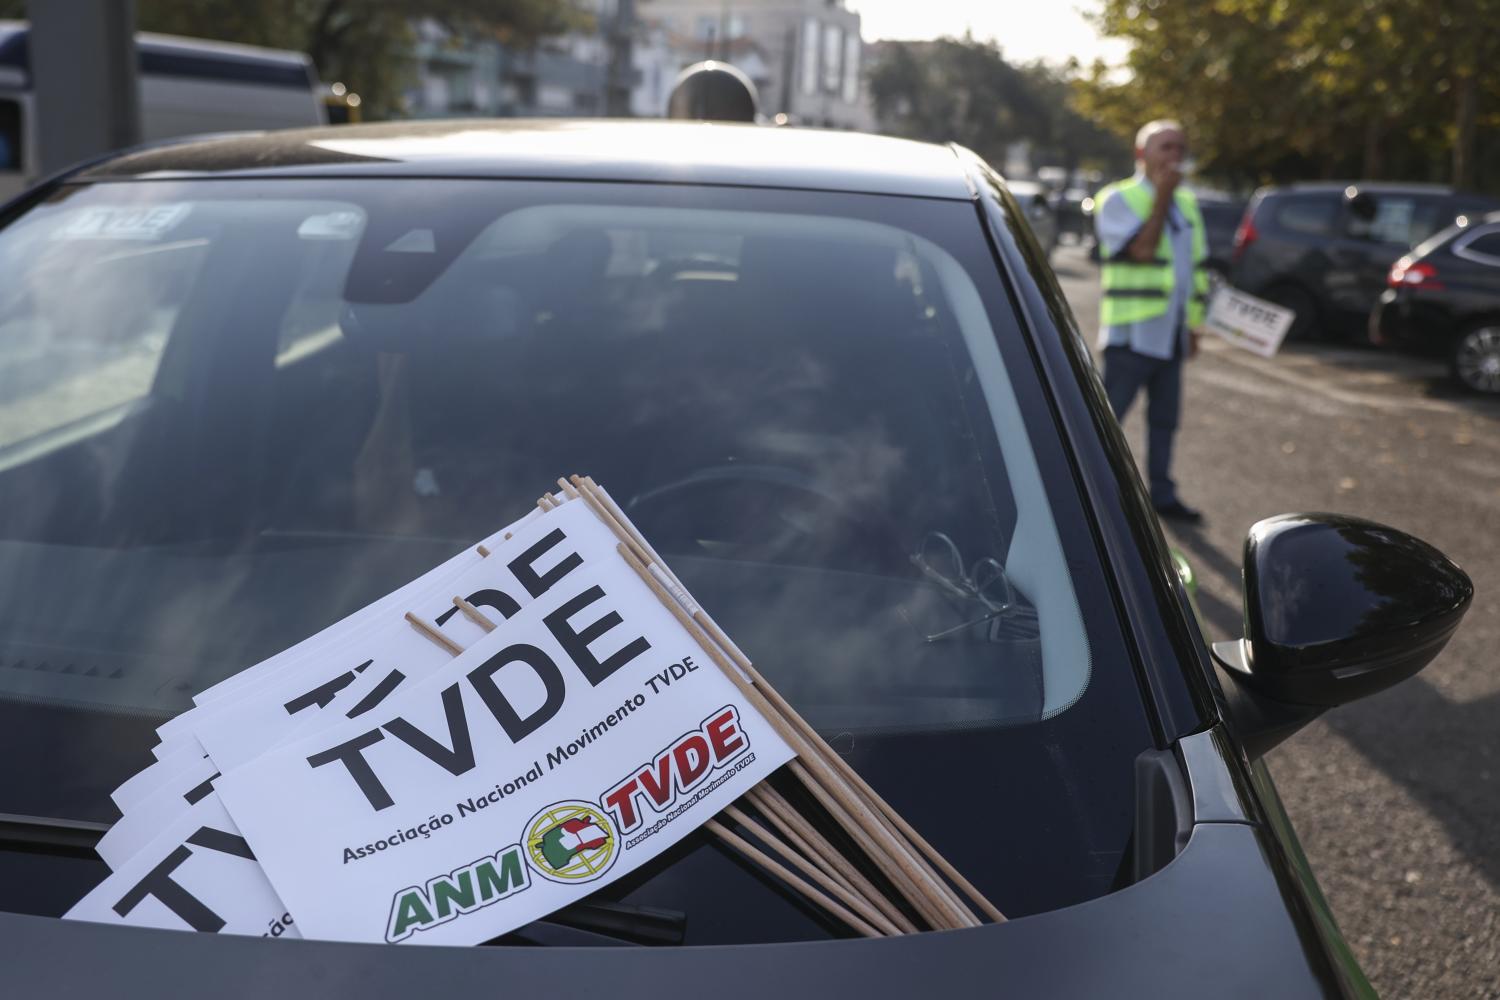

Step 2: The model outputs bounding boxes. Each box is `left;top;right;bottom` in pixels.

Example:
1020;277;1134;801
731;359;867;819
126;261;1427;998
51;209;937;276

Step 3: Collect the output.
0;811;109;859
489;901;687;947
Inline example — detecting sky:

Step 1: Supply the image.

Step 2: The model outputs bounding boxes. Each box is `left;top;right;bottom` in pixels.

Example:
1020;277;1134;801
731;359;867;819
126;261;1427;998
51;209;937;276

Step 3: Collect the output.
843;0;1128;67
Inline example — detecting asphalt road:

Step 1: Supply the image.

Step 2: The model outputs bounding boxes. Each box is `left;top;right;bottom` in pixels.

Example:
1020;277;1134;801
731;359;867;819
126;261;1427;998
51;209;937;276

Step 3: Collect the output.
1051;242;1500;999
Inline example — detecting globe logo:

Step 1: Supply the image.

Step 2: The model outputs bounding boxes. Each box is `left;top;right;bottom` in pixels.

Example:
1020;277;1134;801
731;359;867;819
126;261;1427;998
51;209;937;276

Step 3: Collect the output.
524;801;619;883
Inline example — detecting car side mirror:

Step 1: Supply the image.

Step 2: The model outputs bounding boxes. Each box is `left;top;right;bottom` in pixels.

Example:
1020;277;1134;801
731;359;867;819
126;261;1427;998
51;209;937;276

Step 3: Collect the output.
1212;513;1472;759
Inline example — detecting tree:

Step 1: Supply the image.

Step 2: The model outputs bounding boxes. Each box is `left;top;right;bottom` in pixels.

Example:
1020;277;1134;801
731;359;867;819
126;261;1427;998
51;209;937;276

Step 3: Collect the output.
135;0;577;119
1016;60;1122;180
868;37;1121;175
1078;0;1500;191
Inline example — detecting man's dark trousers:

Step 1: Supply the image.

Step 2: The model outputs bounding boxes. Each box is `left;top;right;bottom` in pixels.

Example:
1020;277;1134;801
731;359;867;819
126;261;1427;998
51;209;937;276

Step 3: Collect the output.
1102;344;1183;507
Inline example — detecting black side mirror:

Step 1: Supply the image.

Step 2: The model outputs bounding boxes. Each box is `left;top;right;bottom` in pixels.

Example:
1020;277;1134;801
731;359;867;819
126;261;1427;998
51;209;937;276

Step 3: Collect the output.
1213;513;1472;758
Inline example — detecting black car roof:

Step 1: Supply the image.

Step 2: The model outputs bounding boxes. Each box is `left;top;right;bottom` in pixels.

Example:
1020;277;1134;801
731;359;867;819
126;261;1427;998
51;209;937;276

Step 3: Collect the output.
1267;181;1464;197
74;119;977;200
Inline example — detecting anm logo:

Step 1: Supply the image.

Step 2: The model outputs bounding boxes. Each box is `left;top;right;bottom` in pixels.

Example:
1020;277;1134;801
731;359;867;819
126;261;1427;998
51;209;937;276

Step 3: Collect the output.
525;801;618;884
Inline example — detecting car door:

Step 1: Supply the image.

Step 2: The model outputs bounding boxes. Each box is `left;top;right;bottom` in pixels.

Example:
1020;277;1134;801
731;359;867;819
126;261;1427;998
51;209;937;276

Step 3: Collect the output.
1332;193;1442;320
1251;192;1342;312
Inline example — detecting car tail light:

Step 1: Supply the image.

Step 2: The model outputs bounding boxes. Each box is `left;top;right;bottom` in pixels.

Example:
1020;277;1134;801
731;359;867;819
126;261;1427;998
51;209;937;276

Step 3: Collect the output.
1388;257;1444;290
1232;216;1258;262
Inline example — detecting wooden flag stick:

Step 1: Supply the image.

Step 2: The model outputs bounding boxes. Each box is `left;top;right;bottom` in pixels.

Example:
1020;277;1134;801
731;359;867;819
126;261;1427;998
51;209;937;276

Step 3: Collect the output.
746;786;863;898
453;596;497;632
695;613;1000;924
705;819;880;938
783;757;958;931
749;785;919;935
755;772;953;933
615;540;965;930
791;761;976;930
611;538;947;924
722;803;901;936
404;612;465;656
570;479;651;568
575;475;999;925
556;482;907;935
575;480;966;927
576;479;974;928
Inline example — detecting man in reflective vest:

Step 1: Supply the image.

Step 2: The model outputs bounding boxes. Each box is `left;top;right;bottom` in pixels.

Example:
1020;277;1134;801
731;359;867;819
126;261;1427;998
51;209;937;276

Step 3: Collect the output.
1094;119;1209;523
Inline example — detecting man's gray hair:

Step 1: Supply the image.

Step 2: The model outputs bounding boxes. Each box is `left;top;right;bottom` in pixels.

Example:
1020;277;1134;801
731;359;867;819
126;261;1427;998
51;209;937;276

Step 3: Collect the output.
1135;119;1184;153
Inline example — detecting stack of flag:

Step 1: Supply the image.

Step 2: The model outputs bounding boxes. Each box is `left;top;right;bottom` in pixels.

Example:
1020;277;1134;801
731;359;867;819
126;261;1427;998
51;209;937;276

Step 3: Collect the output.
66;476;1001;944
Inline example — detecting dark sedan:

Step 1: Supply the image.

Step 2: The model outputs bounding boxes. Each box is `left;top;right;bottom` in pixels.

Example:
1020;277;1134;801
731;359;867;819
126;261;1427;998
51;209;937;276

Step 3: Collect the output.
1196;195;1248;277
1231;182;1500;341
1372;213;1500;394
0;120;1473;997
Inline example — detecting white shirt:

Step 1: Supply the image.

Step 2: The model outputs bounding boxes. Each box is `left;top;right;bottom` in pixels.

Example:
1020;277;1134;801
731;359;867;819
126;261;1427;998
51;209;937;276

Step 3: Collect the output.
1095;176;1198;360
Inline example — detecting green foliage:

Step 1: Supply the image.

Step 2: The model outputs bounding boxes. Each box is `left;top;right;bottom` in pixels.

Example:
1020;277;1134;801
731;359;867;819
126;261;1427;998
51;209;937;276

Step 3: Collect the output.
135;0;577;119
868;38;1124;176
1078;0;1500;191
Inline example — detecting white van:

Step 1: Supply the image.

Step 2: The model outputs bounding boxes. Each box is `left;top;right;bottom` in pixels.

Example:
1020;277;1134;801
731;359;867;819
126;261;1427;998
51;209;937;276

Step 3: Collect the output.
0;23;326;199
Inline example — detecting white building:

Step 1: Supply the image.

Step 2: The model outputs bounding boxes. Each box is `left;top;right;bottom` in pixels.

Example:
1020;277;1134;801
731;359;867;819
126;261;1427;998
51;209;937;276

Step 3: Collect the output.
629;17;684;117
641;0;874;129
406;2;651;119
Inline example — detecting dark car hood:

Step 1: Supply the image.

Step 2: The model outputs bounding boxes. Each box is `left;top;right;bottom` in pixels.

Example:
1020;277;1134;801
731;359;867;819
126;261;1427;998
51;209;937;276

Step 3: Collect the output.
1;820;1347;999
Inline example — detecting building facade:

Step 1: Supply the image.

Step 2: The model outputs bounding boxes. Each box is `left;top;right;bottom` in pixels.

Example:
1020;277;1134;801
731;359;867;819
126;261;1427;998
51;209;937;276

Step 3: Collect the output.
402;0;871;127
405;1;659;119
642;0;873;129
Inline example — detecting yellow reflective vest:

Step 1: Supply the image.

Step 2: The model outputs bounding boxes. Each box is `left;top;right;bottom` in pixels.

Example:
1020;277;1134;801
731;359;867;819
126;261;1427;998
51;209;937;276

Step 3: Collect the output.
1096;177;1210;329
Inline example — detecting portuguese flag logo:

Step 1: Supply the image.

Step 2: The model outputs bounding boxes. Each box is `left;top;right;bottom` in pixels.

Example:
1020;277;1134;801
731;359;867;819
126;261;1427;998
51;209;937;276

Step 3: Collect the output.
525;801;619;883
541;817;608;868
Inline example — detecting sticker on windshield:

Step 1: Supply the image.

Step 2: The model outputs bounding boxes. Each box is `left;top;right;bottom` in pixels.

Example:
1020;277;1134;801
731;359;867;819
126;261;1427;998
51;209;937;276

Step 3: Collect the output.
383;228;436;253
297;210;364;241
55;204;191;240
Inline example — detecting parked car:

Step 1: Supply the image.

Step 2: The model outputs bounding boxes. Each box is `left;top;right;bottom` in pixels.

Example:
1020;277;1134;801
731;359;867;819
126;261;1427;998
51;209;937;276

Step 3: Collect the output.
1004;179;1060;258
1230;182;1500;341
1370;212;1500;394
1196;194;1249;278
0;120;1473;997
1055;186;1095;245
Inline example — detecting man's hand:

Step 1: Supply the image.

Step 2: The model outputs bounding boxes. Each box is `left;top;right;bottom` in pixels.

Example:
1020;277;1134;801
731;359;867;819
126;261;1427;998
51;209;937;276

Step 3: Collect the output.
1123;163;1184;261
1149;162;1183;198
1188;327;1203;359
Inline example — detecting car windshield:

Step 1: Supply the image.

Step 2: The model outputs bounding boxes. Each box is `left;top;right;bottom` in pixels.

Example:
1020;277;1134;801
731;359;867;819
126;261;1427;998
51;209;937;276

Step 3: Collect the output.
0;178;1150;942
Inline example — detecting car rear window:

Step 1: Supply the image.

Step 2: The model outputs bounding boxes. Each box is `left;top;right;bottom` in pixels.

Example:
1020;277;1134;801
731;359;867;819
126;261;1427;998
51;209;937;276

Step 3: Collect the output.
1457;227;1500;263
1269;195;1337;236
0;178;1153;940
1345;195;1449;246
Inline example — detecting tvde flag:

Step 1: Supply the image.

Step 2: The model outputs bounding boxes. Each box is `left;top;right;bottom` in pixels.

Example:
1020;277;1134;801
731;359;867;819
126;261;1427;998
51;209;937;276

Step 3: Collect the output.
65;796;297;940
214;498;794;945
1204;285;1295;358
96;752;221;870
